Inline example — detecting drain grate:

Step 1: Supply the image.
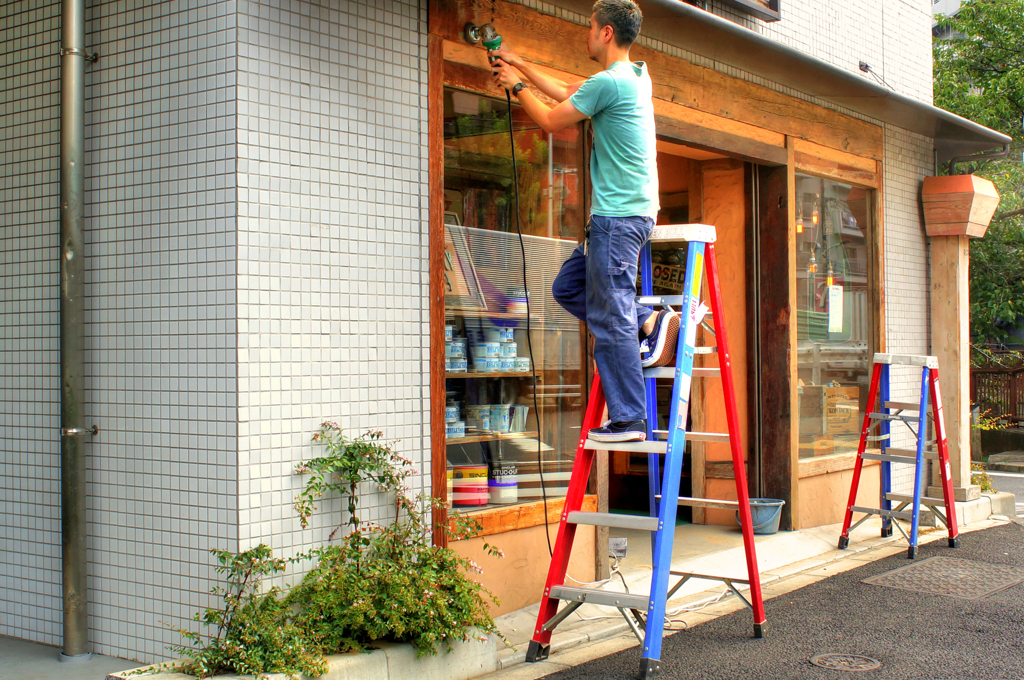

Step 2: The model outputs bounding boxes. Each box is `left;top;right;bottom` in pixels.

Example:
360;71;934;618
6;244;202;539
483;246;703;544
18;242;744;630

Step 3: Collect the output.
862;556;1024;600
809;654;881;672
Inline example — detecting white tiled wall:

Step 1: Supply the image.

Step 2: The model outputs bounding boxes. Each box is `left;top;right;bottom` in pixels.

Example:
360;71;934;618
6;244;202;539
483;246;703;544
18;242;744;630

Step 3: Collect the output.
882;124;935;465
233;0;430;560
709;0;935;104
1;0;428;664
80;0;241;660
0;0;62;648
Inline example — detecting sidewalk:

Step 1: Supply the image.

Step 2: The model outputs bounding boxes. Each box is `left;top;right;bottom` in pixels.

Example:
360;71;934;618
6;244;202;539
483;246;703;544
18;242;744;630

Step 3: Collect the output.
485;493;1016;680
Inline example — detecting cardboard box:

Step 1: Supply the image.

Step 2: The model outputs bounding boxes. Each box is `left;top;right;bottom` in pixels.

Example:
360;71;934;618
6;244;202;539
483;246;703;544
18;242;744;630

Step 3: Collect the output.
825;386;860;435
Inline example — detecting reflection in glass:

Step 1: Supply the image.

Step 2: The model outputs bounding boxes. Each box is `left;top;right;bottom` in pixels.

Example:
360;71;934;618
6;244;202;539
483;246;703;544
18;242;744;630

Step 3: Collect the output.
796;176;873;459
443;89;586;509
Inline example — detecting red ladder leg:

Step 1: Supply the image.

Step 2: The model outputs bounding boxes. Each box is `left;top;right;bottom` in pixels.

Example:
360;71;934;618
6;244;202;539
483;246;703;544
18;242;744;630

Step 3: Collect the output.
527;372;606;660
704;243;766;634
839;362;884;547
930;368;960;547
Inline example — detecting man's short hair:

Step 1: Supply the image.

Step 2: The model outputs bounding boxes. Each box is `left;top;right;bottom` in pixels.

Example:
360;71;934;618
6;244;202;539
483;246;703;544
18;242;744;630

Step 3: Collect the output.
592;0;643;47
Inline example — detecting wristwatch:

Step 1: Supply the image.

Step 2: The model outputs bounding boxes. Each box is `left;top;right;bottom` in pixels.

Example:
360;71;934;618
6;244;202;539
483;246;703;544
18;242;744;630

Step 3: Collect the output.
511;82;527;98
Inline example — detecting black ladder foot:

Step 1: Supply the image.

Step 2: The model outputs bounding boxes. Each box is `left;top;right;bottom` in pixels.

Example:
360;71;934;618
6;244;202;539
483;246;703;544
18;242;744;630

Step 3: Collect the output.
639;658;662;679
907;546;918;559
753;622;767;639
881;524;893;538
837;535;849;549
526;640;549;663
949;537;960;548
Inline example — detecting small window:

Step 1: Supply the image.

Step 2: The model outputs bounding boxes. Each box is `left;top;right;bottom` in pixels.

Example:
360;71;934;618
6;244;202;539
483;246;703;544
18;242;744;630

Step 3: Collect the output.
795;175;873;459
442;88;588;510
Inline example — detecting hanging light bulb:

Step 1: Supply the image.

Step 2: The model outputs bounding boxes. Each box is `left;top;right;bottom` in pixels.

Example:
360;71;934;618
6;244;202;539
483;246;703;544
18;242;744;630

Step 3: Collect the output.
826;261;834;287
808;252;817;274
796;216;804;234
812;201;820;225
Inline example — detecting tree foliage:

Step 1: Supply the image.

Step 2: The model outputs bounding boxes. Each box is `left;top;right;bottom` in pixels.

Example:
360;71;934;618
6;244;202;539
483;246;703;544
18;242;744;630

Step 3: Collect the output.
934;0;1024;342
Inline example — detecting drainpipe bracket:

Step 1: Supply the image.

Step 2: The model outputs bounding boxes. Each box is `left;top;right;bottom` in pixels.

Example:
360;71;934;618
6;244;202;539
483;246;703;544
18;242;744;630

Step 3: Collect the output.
61;426;99;437
60;47;98;62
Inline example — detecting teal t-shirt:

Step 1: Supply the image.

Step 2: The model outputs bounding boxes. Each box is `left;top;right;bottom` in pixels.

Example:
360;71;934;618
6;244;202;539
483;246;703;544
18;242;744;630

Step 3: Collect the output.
570;60;659;219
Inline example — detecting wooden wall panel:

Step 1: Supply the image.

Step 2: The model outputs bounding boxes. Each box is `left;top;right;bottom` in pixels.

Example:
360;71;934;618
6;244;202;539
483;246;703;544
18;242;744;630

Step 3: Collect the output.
433;0;883;161
429;34;449;547
755;156;797;530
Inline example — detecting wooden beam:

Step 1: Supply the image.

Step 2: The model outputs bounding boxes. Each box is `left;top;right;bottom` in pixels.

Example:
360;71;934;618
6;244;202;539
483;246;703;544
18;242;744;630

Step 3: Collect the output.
797;451;880;479
794;151;879;188
755;150;796;530
655;116;787;166
442;39;787;156
429;33;448;547
456;495;599;539
433;0;883;160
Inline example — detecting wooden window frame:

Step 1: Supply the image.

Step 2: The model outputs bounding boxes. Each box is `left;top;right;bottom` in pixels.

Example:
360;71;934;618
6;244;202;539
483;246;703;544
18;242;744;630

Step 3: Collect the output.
430;35;592;544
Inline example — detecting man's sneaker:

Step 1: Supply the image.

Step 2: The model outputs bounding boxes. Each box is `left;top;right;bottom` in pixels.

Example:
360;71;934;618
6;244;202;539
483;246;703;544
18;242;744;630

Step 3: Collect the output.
588;419;648;442
640;310;680;368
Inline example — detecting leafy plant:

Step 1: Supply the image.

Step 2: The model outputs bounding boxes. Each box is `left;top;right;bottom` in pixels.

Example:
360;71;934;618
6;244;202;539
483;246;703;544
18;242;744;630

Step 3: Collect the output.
287;495;504;657
972;463;995;493
294;424;412;533
167;545;326;679
934;0;1024;341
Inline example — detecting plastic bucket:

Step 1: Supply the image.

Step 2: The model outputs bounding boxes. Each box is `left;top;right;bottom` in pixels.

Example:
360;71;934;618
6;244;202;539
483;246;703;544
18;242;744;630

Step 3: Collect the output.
735;498;786;535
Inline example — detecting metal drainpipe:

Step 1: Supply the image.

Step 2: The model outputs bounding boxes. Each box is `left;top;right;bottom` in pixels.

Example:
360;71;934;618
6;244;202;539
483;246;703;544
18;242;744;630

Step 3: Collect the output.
59;0;96;662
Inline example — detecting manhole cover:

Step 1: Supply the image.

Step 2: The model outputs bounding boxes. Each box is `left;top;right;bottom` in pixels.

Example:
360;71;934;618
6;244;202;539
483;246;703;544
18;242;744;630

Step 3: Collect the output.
862;556;1024;600
809;654;881;672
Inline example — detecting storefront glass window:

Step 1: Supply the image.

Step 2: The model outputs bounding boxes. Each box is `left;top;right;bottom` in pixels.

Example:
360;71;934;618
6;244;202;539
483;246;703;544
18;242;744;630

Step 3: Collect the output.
442;88;586;509
795;175;874;459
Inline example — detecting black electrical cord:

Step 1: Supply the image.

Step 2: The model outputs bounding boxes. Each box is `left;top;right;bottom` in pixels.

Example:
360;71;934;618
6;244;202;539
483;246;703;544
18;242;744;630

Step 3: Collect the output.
506;90;553;557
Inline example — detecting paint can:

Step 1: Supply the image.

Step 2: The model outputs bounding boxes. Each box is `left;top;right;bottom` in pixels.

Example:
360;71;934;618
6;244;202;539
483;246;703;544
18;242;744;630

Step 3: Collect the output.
452;465;488;506
488;463;518;505
489;404;511;433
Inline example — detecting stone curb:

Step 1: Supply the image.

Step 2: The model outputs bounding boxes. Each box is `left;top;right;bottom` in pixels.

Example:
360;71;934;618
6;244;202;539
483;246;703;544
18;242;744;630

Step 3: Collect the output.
108;634;496;680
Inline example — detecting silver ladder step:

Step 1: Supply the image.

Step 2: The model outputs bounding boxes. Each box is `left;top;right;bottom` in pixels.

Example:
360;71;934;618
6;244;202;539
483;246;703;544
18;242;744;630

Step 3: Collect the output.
644;367;721;379
548;585;649;610
649;223;716;244
885;492;947;506
583;432;731;452
637;295;687;306
655;495;740;510
850;505;915;521
869;412;921;423
884;401;923;411
886;447;938;460
566;511;659;531
862;452;924;465
873;353;939;369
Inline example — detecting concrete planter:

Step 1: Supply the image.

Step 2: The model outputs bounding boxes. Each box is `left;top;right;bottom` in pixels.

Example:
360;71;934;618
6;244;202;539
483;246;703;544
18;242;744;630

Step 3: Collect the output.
108;634;497;680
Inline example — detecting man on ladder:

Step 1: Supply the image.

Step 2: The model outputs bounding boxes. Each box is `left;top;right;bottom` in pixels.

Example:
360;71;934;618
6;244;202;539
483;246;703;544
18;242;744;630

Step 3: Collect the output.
490;0;679;443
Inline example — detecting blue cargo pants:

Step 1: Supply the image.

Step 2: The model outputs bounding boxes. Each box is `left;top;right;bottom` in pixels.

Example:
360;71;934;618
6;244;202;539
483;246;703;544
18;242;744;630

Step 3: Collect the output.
551;215;654;423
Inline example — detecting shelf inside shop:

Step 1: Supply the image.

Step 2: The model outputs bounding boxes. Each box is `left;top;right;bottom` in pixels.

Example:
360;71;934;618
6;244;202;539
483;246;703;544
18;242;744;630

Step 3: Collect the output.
445;371;534;379
447;430;539;445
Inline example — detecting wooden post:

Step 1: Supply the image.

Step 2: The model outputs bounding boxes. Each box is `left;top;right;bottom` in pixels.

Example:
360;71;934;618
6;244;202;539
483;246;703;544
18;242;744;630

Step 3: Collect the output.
922;174;998;503
929;235;979;501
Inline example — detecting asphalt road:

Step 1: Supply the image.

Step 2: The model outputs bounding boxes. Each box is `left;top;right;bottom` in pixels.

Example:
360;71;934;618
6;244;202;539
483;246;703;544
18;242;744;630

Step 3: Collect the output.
987;470;1024;517
542;523;1024;680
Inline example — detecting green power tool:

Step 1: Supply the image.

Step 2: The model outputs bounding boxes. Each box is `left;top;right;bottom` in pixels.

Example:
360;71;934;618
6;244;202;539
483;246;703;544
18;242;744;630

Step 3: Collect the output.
464;22;504;72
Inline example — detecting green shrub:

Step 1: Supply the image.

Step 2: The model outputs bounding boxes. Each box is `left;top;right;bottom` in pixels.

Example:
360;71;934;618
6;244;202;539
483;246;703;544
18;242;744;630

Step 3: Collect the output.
164;424;503;677
167;545;326;679
288;494;503;657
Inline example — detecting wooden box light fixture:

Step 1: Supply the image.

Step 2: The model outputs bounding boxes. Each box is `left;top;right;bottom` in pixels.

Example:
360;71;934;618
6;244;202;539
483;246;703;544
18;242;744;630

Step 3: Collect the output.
922;174;1001;238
